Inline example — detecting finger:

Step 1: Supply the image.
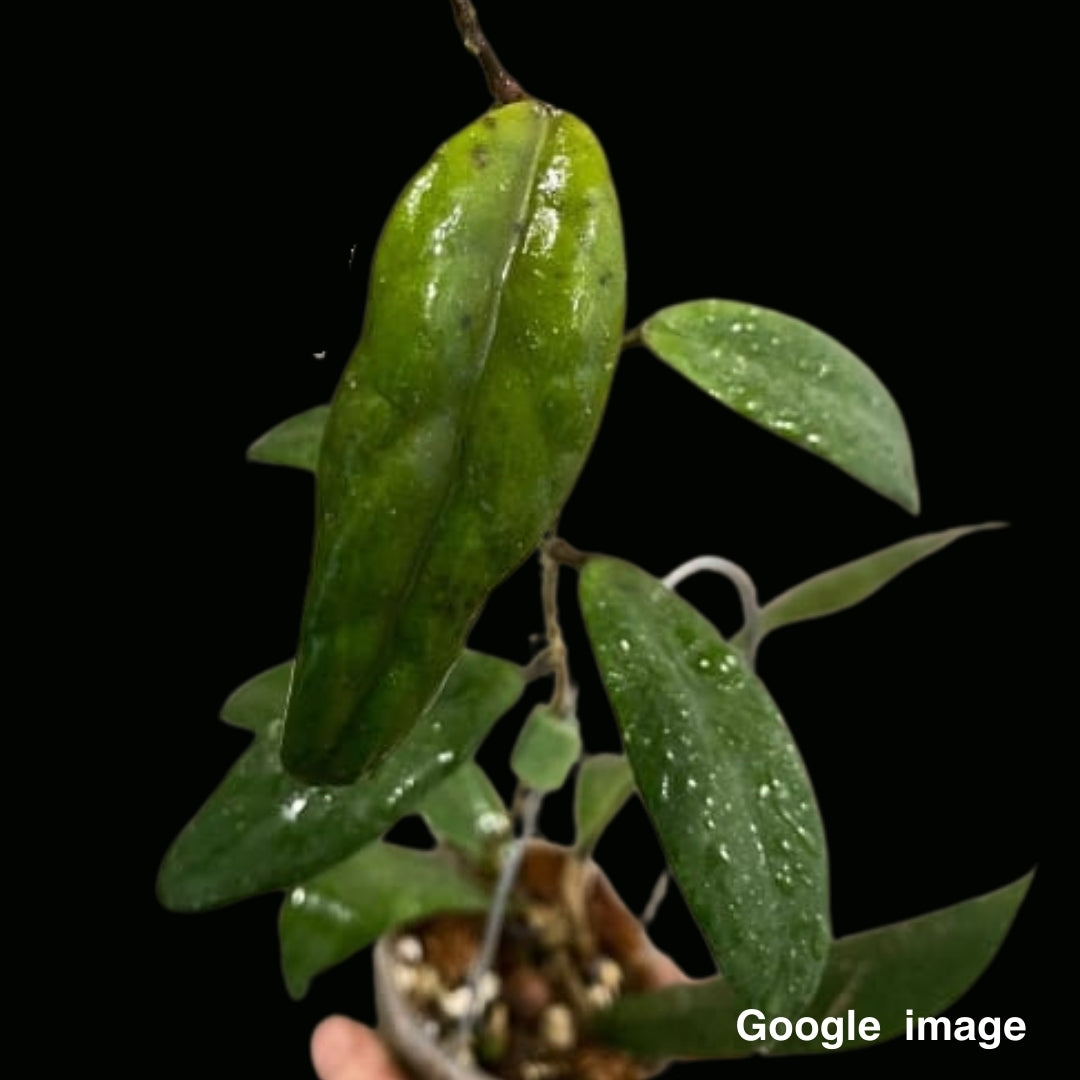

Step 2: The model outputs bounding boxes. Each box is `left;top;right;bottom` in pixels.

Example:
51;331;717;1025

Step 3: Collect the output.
311;1016;404;1080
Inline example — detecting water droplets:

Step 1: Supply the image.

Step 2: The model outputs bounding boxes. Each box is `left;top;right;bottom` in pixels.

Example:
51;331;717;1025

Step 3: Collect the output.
386;774;418;808
280;794;309;822
477;810;510;836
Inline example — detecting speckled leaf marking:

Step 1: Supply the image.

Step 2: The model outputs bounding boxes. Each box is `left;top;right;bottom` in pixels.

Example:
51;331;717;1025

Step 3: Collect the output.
580;556;830;1016
641;300;918;513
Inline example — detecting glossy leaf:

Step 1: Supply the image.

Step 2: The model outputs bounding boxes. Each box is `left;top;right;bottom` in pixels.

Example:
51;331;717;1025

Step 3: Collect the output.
246;405;329;471
640;300;918;512
157;652;523;911
593;872;1033;1059
283;101;626;785
417;760;509;863
574;753;635;853
279;843;489;999
732;523;1004;652
219;660;293;731
579;556;830;1016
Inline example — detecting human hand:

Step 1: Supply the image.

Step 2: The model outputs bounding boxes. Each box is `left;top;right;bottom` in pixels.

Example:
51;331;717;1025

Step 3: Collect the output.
311;1016;408;1080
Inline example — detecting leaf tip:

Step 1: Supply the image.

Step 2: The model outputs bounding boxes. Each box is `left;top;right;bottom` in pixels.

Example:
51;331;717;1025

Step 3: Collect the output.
156;850;198;914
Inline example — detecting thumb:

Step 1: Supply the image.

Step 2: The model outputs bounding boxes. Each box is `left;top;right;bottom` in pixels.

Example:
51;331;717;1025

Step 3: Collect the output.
311;1016;406;1080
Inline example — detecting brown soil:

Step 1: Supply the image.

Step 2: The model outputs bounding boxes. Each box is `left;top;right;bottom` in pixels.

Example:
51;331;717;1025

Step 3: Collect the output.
382;844;686;1080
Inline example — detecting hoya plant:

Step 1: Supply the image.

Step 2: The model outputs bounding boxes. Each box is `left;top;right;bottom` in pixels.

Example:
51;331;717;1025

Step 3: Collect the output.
159;3;1033;1075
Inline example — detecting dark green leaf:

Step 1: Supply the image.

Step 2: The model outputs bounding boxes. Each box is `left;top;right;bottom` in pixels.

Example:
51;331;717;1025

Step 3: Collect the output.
220;661;294;731
157;652;523;911
279;843;489;999
245;406;329;471
640;301;918;512
574;754;635;853
732;524;1004;652
580;557;830;1017
594;872;1033;1059
417;761;509;863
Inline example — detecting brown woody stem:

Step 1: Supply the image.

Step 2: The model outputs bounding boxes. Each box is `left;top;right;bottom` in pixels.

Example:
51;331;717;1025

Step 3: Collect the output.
449;0;528;104
541;542;576;717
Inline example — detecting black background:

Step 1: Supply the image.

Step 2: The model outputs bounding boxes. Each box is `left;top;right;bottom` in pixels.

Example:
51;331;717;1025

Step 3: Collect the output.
133;2;1055;1074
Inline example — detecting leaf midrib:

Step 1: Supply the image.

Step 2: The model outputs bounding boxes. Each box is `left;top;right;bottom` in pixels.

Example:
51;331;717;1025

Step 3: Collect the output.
356;108;555;766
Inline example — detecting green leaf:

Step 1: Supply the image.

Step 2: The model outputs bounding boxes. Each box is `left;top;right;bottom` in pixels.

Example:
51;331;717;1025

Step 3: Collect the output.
282;104;626;785
511;706;582;793
279;843;489;999
640;300;919;513
774;870;1034;1055
417;761;510;863
593;977;749;1061
593;872;1033;1059
574;754;635;853
732;523;1004;652
157;651;524;911
220;661;294;731
245;406;329;471
579;556;830;1017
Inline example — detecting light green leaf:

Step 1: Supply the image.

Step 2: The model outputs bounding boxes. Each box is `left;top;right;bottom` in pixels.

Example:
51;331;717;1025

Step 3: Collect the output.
418;761;509;863
593;872;1033;1059
279;843;489;999
640;300;918;512
574;754;635;853
511;706;582;793
580;557;830;1017
157;651;524;911
246;405;329;471
732;523;1004;652
220;661;294;731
